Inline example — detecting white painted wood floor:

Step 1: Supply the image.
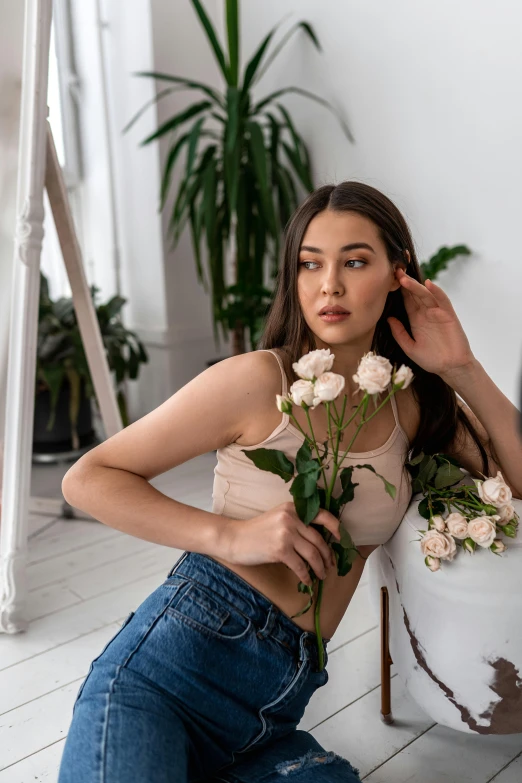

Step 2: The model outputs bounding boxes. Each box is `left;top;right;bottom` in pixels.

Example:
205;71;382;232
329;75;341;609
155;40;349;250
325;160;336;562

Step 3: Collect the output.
2;452;522;781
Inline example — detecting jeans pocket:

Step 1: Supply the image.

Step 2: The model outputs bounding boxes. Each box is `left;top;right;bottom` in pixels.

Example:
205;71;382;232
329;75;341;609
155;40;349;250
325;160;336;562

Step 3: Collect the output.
73;611;135;711
167;581;252;641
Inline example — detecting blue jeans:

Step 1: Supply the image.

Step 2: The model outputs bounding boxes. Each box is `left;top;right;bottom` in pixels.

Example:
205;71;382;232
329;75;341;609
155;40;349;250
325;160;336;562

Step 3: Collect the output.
58;551;361;782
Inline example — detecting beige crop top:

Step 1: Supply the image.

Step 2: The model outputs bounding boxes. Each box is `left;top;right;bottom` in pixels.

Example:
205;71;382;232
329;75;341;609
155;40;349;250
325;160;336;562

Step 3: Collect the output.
211;349;413;546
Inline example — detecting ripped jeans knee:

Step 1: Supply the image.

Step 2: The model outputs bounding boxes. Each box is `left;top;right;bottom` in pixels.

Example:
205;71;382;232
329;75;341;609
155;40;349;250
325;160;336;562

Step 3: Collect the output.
275;748;361;780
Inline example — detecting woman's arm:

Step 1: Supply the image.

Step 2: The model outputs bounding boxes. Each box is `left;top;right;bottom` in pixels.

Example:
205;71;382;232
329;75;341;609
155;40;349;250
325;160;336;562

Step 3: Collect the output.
440;358;522;499
61;351;280;551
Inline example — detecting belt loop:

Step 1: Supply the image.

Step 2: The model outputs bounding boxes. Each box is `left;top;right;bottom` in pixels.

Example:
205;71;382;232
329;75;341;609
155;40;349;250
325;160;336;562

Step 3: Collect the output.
167;551;189;578
256;605;277;640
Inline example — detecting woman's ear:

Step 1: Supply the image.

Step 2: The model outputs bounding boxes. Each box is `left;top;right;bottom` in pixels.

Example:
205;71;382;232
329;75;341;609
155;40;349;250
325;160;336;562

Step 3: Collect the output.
390;259;407;291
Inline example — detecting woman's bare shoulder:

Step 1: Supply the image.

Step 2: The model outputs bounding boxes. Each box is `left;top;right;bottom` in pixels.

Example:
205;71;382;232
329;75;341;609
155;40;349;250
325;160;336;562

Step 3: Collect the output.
232;349;289;446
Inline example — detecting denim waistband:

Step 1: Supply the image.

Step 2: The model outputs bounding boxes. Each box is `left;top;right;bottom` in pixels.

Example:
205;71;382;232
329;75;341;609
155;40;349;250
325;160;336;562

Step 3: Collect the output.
168;552;330;667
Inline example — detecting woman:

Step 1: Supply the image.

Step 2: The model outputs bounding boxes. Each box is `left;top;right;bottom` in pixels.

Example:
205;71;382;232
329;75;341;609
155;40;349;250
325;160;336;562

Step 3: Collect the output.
58;182;522;782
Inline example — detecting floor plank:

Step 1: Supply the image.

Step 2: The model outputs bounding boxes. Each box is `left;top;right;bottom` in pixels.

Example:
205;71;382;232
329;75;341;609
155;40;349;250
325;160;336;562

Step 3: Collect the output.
0;682;78;771
488;753;522;782
0;740;65;782
0;568;174;670
0;623;121;715
363;726;522;783
310;676;435;778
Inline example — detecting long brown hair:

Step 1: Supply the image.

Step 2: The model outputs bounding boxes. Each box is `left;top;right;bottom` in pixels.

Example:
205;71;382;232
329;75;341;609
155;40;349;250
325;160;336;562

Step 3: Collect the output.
258;181;491;476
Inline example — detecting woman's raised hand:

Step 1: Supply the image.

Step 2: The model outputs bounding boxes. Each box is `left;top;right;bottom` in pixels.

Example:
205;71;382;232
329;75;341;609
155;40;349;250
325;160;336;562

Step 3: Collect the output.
219;502;341;585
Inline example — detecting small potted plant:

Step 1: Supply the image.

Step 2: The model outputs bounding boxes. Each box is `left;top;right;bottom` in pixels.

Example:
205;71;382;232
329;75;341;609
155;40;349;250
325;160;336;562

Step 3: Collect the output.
34;272;149;456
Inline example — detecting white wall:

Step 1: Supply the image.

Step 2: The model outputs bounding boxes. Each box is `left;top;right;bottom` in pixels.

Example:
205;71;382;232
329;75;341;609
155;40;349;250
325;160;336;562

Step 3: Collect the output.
68;0;522;419
149;0;233;388
69;0;174;418
68;0;233;420
236;0;522;402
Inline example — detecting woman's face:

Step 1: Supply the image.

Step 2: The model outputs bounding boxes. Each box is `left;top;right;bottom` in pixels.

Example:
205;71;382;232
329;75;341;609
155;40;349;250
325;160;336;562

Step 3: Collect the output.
297;209;403;349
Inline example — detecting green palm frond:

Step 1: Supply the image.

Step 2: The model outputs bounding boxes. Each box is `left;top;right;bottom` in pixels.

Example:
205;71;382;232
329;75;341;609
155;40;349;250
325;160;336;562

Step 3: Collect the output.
129;0;355;352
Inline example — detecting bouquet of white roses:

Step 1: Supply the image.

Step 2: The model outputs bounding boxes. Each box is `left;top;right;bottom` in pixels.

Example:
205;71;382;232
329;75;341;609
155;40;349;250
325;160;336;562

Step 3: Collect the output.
242;348;414;669
406;452;520;572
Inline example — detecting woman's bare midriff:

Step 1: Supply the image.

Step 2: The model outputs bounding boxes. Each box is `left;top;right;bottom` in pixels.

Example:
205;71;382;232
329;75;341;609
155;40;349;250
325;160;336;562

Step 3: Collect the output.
211;547;376;640
211;350;417;640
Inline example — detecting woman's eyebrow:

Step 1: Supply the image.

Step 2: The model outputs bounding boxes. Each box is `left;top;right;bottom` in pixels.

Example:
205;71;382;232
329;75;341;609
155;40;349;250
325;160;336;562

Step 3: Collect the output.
299;242;376;254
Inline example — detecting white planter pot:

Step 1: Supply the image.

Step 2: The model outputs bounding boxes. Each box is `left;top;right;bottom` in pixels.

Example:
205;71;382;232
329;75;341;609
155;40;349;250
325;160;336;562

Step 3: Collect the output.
368;478;522;735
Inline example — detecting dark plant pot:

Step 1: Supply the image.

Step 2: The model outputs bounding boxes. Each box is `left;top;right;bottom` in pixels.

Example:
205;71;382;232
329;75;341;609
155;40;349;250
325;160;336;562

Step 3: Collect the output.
33;377;96;454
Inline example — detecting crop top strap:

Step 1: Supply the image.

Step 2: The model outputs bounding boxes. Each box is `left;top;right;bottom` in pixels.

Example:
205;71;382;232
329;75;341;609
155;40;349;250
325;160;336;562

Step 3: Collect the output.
257;349;288;396
389;384;410;445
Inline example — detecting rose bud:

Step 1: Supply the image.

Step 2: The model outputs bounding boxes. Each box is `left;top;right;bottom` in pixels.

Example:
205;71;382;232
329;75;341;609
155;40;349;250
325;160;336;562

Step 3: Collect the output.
425;555;441;572
463;537;477;554
276;394;293;414
430;515;446;532
502;523;518;538
490;539;506;554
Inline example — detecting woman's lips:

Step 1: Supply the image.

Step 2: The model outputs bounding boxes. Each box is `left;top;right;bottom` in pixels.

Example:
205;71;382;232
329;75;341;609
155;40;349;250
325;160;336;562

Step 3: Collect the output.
319;313;351;322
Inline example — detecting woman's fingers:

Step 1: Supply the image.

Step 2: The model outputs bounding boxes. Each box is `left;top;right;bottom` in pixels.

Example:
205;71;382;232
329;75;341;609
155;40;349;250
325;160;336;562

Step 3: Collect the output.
298;524;335;573
293;535;330;580
282;550;314;586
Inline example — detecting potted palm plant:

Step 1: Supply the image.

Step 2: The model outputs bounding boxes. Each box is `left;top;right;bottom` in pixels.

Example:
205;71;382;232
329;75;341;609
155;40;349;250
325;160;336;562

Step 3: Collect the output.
124;0;354;358
34;272;149;457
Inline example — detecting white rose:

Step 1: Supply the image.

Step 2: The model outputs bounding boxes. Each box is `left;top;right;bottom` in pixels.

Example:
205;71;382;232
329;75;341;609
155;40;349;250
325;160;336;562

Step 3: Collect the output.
393;364;414;390
431;515;446;532
292;349;334;381
289;379;315;408
491;539;506;554
425;555;441;572
445;512;469;540
498;503;516;523
420;529;457;561
352;352;393;395
276;394;293;414
468;515;498;548
476;471;512;508
311;372;346;408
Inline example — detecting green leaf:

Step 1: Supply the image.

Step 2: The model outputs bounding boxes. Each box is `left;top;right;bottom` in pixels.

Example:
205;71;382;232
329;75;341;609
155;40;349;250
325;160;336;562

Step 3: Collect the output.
331;532;358;576
160;132;192;210
103;295;126;320
241;21;282;95
241;447;294;481
337;466;359;506
122;86;184;134
433;462;464;489
291;583;314;618
282;140;313;193
328;496;341;519
294;488;321;525
132;71;224;107
40;366;65;431
253;86;354;143
254;21;322;86
186;117;206;183
290;471;319;499
354;463;397;500
140;101;212;146
247;120;277;233
191;0;231;83
226;0;239;86
225;87;241;155
295;439;314;473
418;498;430;520
416;456;438;489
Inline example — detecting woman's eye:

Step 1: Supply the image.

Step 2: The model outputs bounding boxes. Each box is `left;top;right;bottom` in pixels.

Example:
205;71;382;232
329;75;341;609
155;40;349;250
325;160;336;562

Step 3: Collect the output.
299;259;366;270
